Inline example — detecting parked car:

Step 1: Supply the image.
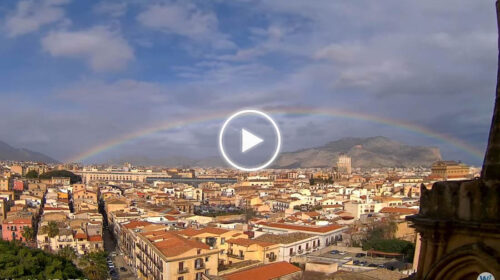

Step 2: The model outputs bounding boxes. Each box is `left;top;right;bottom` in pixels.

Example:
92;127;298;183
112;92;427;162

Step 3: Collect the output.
120;267;127;272
330;250;339;254
355;253;366;258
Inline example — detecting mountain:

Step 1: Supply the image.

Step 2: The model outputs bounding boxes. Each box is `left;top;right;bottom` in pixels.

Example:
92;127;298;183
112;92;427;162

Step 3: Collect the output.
274;136;442;168
0;140;59;163
106;155;226;168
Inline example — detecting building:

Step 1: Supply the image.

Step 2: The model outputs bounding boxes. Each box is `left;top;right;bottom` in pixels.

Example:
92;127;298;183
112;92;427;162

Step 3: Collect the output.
256;222;347;248
221;261;302;280
337;154;352;175
2;217;32;242
135;229;220;280
225;238;280;265
77;170;171;183
254;232;322;262
430;161;470;180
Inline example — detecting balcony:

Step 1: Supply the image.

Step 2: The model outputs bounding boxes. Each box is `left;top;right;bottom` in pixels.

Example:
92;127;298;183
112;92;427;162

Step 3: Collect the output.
195;263;205;270
290;252;296;256
178;268;189;274
227;253;244;260
297;249;303;254
306;247;311;251
268;256;277;262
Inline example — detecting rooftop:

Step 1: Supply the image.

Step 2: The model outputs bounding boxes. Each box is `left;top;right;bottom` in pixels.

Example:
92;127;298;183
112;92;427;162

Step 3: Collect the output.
258;222;344;233
254;232;314;244
223;262;301;280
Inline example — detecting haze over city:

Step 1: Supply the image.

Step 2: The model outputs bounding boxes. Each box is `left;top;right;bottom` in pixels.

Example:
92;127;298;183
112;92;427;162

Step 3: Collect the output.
0;0;496;165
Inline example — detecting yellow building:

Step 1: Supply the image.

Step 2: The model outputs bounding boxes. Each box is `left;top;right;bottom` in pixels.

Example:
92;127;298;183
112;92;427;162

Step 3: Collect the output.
135;229;220;280
225;238;280;265
430;161;470;180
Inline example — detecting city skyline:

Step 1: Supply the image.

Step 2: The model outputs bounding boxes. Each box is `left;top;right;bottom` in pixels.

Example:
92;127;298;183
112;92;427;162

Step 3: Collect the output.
0;0;496;165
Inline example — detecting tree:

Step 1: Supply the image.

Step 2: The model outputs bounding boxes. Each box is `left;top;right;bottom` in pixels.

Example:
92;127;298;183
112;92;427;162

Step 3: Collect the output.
244;208;256;222
21;226;35;242
25;170;39;179
41;221;59;238
57;246;77;262
78;251;109;280
39;170;81;184
0;239;84;279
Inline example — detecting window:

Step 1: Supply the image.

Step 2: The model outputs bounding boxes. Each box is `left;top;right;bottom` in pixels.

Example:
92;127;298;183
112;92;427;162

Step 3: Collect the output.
178;261;184;272
205;256;209;262
178;277;184;280
221;237;225;244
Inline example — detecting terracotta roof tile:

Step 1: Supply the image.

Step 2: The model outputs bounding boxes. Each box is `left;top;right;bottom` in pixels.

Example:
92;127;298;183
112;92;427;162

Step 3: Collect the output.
224;262;301;280
227;238;275;247
258;222;344;233
123;221;152;229
88;235;103;242
379;207;417;215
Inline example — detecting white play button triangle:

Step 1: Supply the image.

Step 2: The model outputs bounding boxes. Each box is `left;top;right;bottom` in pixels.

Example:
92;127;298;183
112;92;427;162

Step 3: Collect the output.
241;128;264;153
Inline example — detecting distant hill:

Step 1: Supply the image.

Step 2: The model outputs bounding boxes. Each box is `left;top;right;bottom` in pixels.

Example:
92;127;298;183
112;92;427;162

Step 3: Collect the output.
274;136;442;168
108;136;441;169
0;140;59;163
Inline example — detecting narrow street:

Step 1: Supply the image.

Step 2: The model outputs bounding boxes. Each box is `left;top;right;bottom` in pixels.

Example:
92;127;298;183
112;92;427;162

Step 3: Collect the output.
103;227;136;280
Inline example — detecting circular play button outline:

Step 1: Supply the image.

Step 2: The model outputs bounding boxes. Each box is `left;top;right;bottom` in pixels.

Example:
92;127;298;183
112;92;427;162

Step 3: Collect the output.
219;109;281;172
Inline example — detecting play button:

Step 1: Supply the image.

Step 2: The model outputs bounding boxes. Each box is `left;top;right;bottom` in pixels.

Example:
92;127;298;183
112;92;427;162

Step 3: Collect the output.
219;110;281;171
241;129;263;153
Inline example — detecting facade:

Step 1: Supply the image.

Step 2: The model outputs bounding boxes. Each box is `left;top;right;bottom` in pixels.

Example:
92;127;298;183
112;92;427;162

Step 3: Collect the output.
430;161;470;180
337;154;352;175
135;230;220;280
255;232;322;262
77;170;171;183
225;238;280;265
256;223;347;248
2;217;32;242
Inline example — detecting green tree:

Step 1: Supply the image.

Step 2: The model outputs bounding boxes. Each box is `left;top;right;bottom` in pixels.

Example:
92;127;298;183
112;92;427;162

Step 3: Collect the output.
21;226;35;242
41;221;59;238
78;251;109;280
244;208;256;222
0;239;84;279
39;170;81;184
25;170;38;179
57;246;77;261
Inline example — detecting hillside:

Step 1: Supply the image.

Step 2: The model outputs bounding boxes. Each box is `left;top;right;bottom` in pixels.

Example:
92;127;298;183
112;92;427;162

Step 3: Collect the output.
0;140;59;163
274;136;442;168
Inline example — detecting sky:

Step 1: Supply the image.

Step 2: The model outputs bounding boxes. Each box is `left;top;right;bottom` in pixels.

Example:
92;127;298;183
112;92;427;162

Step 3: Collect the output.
0;0;497;165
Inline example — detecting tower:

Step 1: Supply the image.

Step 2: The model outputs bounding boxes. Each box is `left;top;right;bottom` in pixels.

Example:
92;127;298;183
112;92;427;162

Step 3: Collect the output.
337;154;352;175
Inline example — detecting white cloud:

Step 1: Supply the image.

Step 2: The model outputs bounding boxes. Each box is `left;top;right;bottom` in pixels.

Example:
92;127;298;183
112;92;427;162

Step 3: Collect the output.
5;0;70;37
41;26;134;71
137;2;235;49
93;1;127;18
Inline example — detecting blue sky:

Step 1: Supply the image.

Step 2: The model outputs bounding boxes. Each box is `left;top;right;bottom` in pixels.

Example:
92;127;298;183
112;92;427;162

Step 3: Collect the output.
0;0;497;165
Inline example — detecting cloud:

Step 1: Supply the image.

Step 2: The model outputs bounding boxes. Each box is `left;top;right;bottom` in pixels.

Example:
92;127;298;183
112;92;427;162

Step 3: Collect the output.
93;1;127;18
41;26;134;71
5;0;70;37
137;2;235;49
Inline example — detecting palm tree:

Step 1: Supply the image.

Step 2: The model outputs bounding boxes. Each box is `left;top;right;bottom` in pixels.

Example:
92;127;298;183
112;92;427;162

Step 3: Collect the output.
58;245;77;262
21;226;35;242
78;252;108;280
41;221;59;238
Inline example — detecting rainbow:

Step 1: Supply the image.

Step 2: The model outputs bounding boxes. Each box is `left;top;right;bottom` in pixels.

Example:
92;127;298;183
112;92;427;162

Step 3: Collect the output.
66;107;485;163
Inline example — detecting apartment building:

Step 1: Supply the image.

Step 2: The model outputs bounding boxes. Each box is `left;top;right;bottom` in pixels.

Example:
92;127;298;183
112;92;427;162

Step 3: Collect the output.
256;222;347;248
225;238;280;265
135;229;220;280
254;232;322;262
